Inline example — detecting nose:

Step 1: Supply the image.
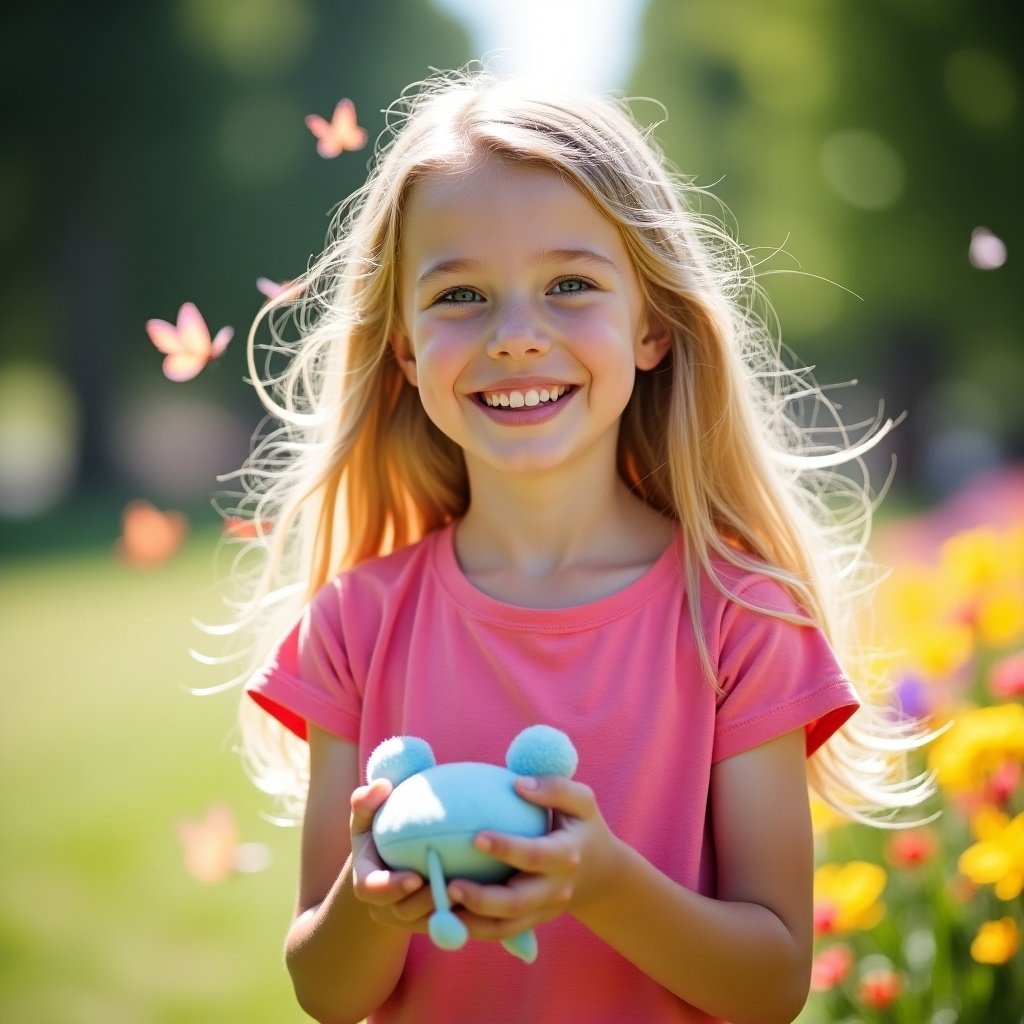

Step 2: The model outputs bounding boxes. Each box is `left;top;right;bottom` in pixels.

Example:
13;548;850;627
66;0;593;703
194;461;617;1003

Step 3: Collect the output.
486;300;550;360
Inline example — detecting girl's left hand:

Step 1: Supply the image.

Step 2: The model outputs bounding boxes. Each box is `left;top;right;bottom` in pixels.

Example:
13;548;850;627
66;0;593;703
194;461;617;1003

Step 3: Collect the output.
445;775;625;943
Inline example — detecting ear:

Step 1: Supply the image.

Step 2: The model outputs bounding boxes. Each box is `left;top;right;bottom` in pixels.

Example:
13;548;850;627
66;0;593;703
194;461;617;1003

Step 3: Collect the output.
634;312;671;371
389;327;418;386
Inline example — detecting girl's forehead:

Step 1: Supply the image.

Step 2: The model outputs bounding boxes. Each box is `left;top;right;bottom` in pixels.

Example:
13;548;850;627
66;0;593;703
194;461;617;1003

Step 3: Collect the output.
403;157;599;226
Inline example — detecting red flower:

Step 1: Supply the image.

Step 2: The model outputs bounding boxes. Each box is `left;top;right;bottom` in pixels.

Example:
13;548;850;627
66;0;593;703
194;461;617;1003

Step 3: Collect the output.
984;760;1022;806
885;827;939;868
859;967;902;1010
813;902;837;936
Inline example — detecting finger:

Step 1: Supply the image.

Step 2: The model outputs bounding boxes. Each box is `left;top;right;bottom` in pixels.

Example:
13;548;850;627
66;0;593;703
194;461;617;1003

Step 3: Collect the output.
472;829;580;876
514;775;596;818
350;778;392;833
449;873;571;923
376;882;436;924
355;863;425;906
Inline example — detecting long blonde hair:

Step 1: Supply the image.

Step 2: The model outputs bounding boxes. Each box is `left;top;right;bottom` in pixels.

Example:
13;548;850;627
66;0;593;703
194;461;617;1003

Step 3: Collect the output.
217;66;932;821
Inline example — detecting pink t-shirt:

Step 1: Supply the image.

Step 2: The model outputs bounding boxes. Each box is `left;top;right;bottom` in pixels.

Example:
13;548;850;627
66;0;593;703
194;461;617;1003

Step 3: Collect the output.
248;524;858;1024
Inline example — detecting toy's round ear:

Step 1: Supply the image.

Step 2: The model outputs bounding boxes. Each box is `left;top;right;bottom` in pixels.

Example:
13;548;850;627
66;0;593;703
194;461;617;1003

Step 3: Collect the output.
506;725;578;779
366;736;436;786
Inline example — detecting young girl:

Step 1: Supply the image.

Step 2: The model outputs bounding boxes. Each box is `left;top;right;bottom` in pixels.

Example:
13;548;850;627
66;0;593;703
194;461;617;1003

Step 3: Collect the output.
228;68;932;1024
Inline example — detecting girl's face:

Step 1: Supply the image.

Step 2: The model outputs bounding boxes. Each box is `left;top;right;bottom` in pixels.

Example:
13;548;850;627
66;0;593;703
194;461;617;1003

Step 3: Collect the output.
392;157;669;481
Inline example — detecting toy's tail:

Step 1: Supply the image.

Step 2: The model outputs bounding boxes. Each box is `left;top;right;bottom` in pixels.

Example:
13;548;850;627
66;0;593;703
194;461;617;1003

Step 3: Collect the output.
425;848;538;962
425;848;468;950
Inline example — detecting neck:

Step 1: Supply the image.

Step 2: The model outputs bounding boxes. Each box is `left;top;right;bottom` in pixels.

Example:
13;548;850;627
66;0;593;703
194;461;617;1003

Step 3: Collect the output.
454;456;674;600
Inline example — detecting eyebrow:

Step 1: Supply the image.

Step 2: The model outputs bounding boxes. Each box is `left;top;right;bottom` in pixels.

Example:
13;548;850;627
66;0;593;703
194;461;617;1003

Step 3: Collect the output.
415;247;617;287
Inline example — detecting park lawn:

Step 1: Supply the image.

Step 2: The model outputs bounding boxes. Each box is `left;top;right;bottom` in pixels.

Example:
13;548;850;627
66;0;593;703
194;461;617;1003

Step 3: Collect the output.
0;527;309;1023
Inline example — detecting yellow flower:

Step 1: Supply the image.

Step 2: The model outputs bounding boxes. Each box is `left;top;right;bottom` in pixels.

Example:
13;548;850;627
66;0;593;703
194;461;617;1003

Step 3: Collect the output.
971;917;1020;965
904;621;974;679
959;808;1024;900
928;704;1024;794
977;589;1024;647
813;862;887;935
941;527;1004;595
880;567;946;627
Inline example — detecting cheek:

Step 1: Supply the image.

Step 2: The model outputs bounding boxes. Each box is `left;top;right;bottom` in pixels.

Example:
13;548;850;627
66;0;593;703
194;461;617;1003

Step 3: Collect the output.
410;333;474;413
416;324;477;375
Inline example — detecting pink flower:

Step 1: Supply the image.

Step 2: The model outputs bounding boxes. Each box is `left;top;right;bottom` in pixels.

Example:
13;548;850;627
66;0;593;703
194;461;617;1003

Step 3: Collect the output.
990;650;1024;699
305;98;367;158
810;944;853;991
145;302;233;382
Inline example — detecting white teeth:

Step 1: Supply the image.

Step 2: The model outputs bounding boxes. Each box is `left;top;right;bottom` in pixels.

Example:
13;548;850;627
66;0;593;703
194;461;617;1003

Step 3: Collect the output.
484;385;567;408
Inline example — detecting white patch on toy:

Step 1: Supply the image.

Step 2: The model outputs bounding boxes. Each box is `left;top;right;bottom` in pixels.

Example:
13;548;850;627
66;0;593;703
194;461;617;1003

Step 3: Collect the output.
366;725;578;963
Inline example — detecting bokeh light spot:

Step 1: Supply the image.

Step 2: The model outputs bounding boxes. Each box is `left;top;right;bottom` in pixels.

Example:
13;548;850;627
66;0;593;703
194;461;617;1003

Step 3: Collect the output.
737;18;834;113
179;0;312;76
820;129;905;210
108;393;252;501
945;48;1017;127
969;227;1008;270
0;363;78;517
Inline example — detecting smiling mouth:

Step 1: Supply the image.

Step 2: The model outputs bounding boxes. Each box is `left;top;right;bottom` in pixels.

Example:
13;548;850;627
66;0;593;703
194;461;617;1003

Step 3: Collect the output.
477;385;574;409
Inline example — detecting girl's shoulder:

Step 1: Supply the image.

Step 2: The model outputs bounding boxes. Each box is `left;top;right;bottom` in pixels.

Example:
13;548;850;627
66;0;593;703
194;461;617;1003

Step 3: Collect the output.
312;523;452;610
697;546;809;626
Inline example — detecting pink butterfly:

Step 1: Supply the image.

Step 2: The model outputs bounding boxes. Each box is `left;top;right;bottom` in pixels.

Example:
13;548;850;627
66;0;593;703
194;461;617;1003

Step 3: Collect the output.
305;98;368;158
256;276;303;303
146;302;234;382
176;803;271;885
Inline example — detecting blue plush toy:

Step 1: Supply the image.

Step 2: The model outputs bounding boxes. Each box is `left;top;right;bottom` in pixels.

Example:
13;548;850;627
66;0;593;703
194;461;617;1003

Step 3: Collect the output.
366;724;579;963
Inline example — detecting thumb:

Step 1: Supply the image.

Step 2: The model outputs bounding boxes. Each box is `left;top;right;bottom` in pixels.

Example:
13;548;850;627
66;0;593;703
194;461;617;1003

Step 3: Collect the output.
351;777;393;834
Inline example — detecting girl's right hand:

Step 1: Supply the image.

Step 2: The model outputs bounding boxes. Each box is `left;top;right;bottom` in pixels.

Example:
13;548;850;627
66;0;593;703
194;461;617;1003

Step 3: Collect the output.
350;779;433;930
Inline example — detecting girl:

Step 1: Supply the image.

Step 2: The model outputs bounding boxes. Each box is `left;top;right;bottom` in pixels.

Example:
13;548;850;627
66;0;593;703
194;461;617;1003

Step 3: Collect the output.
228;68;932;1024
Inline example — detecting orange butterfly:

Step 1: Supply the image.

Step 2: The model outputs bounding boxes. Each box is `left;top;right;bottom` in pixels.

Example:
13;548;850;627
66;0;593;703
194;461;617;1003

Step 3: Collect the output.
146;302;234;382
176;803;271;885
116;500;189;567
223;516;273;539
305;98;367;158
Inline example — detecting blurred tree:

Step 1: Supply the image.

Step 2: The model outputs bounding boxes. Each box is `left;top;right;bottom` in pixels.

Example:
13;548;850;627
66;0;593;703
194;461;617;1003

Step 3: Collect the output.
630;0;1021;496
1;0;471;495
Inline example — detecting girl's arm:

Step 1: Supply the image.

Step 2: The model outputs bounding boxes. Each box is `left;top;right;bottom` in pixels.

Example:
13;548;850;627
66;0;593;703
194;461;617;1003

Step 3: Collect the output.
283;725;431;1024
452;728;814;1024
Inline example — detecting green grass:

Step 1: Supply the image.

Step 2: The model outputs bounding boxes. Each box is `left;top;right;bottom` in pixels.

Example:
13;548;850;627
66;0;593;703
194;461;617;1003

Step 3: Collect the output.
0;522;309;1023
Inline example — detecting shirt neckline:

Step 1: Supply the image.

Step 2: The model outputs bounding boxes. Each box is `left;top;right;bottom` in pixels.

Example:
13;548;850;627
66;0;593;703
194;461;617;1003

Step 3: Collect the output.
429;521;682;631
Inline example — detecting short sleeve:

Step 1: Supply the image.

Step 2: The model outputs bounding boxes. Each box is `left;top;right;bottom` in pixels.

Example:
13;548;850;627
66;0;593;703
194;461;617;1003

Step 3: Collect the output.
712;576;859;764
246;578;362;743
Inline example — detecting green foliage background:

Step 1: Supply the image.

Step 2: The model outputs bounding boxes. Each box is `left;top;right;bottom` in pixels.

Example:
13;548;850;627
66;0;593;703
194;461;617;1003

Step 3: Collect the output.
630;0;1021;493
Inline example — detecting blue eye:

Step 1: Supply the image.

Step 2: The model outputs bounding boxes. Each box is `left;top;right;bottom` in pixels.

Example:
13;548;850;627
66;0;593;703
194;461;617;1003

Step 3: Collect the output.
439;287;483;304
549;278;590;295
